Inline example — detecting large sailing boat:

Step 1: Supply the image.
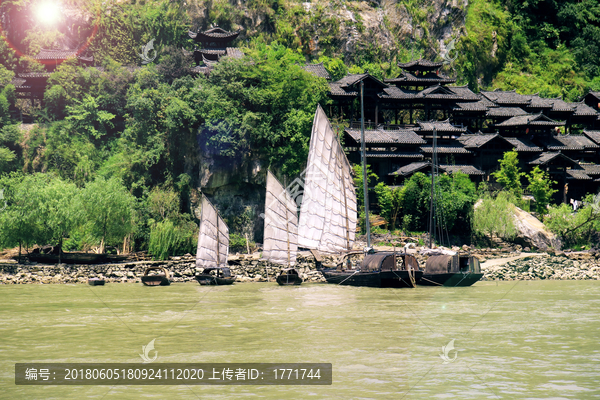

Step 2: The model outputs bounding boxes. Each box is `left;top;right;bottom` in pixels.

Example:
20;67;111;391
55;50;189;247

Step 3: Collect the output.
298;103;421;287
419;126;483;287
195;195;235;285
263;170;302;285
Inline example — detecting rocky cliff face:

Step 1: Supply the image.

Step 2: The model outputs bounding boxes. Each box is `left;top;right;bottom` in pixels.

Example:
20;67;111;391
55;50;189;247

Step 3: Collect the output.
190;0;468;65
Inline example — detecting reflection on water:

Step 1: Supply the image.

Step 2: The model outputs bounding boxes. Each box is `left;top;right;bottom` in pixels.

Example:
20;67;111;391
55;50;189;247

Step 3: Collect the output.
1;281;599;399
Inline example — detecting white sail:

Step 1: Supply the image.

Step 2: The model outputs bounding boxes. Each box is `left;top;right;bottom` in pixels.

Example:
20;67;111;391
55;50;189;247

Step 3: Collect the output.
196;195;229;269
263;170;298;265
298;105;358;253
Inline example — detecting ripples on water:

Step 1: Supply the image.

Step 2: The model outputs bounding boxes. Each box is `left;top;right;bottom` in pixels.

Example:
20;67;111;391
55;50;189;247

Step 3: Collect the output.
1;281;599;399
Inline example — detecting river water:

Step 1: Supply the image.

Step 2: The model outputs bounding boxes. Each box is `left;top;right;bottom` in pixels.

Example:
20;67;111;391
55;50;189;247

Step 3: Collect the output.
1;280;599;399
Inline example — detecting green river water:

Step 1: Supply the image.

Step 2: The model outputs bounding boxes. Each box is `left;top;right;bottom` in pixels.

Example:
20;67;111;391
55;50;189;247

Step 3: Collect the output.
1;280;599;399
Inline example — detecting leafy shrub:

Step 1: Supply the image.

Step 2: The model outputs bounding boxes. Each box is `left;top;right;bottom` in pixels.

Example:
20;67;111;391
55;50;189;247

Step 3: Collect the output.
148;218;196;260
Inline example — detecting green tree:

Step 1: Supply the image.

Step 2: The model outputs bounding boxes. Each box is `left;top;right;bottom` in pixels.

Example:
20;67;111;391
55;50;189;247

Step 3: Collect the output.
492;150;524;200
527;166;558;215
79;176;137;253
0;173;45;260
473;191;518;242
374;182;405;230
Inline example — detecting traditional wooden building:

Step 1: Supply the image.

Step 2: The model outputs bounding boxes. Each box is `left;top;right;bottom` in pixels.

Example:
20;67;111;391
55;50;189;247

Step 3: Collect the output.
188;26;243;69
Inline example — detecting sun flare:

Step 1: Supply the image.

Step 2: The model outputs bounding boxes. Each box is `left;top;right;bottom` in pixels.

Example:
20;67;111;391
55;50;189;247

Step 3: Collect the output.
36;2;61;25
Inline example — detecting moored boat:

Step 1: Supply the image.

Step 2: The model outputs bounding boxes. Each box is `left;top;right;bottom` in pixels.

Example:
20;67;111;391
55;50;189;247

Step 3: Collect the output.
263;170;301;285
196;267;235;285
276;268;303;286
141;266;171;286
419;253;483;287
88;277;105;286
321;252;422;288
195;195;234;285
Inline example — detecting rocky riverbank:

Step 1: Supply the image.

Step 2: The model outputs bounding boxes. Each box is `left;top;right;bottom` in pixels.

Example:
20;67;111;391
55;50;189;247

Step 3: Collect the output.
0;252;327;285
2;247;600;284
481;252;600;281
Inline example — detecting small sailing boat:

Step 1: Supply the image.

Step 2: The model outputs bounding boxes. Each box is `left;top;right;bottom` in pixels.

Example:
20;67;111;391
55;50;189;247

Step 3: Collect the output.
88;277;105;286
419;126;483;287
263;170;302;285
195;195;235;285
298;102;420;287
141;266;171;286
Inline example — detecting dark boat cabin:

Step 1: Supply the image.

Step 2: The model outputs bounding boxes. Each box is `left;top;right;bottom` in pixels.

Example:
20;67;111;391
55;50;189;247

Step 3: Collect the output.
425;254;480;274
361;252;419;271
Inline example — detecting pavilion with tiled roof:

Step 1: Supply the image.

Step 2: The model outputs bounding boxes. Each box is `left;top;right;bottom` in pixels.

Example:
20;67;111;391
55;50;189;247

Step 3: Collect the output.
302;63;331;80
188;26;243;71
33;48;94;71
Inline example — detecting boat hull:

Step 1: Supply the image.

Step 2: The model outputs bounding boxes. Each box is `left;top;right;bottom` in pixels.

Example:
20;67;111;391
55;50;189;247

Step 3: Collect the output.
88;278;105;286
320;268;421;288
380;270;423;288
195;275;235;286
419;272;483;287
276;274;303;286
141;275;170;286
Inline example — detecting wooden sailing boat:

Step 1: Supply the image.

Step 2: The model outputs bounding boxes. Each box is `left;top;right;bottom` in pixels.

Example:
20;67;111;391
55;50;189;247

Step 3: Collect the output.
419;126;483;287
263;170;302;285
195;195;235;285
298;102;421;287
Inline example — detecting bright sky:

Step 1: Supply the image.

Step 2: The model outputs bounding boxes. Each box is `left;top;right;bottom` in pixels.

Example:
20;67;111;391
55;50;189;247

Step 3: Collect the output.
36;2;61;25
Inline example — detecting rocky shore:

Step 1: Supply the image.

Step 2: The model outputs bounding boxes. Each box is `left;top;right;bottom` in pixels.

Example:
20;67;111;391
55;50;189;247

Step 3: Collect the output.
0;252;327;285
2;247;600;284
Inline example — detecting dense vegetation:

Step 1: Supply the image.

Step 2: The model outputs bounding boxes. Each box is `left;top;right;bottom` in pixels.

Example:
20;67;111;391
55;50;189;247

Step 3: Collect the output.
1;0;600;255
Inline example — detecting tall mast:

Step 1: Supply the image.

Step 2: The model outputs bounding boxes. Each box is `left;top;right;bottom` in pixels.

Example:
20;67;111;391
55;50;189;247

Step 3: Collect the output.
216;214;221;267
360;80;371;248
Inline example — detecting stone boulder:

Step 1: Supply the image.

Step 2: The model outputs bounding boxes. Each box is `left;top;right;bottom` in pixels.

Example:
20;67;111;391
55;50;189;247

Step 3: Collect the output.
512;206;561;250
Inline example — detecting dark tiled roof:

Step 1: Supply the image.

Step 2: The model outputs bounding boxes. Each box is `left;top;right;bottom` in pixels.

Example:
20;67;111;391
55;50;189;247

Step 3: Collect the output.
540;134;599;151
417;120;466;133
486;107;528;118
505;137;543;152
329;82;357;97
583;130;600;144
415;84;460;100
481;89;531;106
190;28;241;41
529;152;578;166
345;129;426;145
379;86;416;100
225;47;244;59
495;113;565;127
385;71;455;85
569;101;597;116
17;72;51;78
549;97;575;112
524;94;554;109
365;151;424;159
398;59;443;70
329;73;387;97
34;48;77;59
567;170;592;180
10;78;26;87
303;63;331;80
196;48;227;55
458;133;513;149
452;100;490;112
202;54;219;67
439;165;485;176
389;161;431;176
581;163;600;176
585;91;600;101
420;144;471;154
447;85;480;101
